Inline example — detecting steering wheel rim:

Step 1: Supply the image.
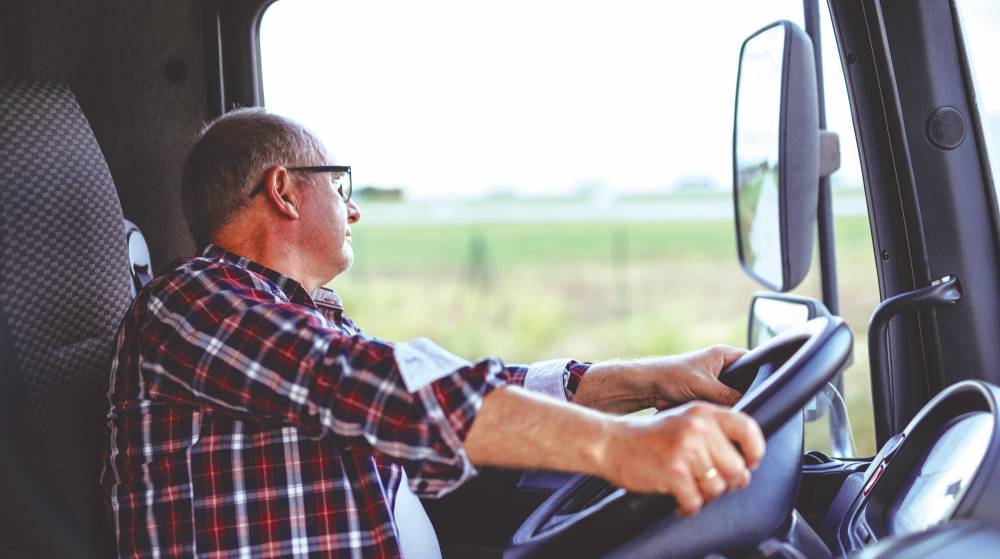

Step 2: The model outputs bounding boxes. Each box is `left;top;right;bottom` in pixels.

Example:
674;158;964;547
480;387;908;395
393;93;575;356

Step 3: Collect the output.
505;316;853;559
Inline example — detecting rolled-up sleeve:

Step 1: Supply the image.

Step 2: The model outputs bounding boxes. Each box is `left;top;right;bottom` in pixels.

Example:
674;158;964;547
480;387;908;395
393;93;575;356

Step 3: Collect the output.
520;359;591;402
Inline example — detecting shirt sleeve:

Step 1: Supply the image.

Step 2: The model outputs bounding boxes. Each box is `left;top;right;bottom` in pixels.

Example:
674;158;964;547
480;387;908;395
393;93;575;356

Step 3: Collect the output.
138;278;515;498
514;359;591;402
519;359;589;402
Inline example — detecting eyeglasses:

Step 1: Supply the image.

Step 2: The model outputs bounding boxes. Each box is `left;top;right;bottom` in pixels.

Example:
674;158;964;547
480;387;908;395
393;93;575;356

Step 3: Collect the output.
248;165;353;203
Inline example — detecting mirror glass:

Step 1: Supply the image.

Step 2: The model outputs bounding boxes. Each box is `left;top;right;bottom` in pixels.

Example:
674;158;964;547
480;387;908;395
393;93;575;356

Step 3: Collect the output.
735;25;785;289
749;296;810;349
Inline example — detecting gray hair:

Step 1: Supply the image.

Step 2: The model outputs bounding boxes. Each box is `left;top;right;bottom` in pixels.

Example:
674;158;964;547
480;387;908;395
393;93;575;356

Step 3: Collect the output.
181;107;327;247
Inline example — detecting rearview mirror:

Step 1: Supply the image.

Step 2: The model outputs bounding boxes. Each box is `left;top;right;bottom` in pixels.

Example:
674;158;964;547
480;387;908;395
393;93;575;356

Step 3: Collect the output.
733;21;827;292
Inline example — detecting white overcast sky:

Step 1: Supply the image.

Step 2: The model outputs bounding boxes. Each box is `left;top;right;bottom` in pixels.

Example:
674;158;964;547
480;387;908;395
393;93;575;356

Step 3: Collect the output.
259;1;997;200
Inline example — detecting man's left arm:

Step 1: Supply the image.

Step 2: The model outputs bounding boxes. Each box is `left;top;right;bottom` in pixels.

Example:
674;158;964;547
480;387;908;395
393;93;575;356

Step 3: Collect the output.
519;345;746;415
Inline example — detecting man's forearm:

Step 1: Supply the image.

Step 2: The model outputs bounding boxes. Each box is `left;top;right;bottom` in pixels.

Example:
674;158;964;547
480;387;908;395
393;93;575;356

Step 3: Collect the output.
571;361;652;414
463;383;766;516
464;385;615;476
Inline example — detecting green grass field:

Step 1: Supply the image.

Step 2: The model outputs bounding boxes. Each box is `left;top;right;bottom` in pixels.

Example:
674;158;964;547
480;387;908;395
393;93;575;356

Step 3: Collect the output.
330;200;881;455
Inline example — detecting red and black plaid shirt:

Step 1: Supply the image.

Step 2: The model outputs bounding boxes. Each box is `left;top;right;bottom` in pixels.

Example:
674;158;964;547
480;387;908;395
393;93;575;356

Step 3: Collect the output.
101;245;588;558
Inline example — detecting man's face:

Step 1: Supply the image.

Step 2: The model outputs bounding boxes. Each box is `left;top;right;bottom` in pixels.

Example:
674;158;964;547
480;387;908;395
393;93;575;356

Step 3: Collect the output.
297;168;361;281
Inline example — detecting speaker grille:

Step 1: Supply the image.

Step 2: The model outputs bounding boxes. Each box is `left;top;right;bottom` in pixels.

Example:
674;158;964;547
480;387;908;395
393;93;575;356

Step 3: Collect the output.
926;106;966;150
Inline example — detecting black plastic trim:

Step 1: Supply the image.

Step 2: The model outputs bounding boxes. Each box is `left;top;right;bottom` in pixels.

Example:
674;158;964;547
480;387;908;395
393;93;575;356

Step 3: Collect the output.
876;0;1000;407
830;381;1000;554
204;0;276;116
826;0;936;445
805;0;841;316
867;275;962;445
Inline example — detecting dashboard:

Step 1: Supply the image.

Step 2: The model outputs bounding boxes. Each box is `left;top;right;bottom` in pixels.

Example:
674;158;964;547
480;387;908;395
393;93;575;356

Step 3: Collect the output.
825;381;1000;555
887;411;992;535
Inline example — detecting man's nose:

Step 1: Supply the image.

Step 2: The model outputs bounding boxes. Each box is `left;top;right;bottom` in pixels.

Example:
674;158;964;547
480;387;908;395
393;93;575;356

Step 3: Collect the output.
347;200;362;224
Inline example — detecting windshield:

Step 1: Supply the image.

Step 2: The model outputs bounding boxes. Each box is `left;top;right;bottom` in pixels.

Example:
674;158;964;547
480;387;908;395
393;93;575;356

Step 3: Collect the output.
260;0;878;455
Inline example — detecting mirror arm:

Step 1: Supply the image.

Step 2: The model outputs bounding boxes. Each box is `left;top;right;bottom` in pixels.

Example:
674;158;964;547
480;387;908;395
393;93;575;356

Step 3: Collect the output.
819;130;841;178
817;131;840;315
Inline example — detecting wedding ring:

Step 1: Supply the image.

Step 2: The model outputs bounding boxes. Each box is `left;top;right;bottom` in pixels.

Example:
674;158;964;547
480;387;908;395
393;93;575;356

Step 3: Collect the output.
700;467;719;482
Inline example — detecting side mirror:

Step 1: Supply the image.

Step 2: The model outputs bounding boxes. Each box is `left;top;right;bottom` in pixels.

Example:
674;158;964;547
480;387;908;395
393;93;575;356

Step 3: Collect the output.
748;292;856;456
748;292;828;349
733;21;838;292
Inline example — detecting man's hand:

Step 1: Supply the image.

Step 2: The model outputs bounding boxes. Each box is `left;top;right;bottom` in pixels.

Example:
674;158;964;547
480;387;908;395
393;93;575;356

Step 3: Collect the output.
601;402;764;516
572;345;747;414
643;345;747;409
465;389;765;517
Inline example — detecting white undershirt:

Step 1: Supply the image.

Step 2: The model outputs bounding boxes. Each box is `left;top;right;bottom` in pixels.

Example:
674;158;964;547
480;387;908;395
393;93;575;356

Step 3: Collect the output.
393;357;571;558
396;470;442;559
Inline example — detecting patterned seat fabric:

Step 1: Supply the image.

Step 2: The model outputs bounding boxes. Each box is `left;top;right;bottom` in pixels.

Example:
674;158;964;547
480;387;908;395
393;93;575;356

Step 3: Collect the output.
0;80;132;556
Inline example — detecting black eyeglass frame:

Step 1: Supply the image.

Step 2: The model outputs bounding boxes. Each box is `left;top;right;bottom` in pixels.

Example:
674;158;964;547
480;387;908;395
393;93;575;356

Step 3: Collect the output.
248;165;352;202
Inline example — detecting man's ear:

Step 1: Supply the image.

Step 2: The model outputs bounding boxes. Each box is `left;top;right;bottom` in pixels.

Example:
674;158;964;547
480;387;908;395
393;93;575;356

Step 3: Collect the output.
261;165;301;220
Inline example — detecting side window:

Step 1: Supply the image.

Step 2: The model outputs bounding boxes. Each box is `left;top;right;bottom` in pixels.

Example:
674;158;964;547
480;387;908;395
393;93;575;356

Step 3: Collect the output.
955;0;1000;197
799;4;879;457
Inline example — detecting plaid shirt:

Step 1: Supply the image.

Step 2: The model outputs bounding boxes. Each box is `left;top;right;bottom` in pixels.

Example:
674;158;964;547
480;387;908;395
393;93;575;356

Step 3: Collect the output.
101;245;589;558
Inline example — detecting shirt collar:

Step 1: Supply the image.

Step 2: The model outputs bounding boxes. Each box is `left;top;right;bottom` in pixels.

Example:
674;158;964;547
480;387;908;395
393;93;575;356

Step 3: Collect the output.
200;244;316;304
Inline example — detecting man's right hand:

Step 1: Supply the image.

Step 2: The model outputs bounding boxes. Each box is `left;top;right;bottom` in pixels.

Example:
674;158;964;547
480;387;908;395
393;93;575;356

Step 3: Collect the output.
599;402;765;516
466;388;765;518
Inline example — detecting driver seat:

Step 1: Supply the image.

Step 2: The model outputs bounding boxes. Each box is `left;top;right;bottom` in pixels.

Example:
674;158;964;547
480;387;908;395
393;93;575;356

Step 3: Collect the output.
0;80;133;557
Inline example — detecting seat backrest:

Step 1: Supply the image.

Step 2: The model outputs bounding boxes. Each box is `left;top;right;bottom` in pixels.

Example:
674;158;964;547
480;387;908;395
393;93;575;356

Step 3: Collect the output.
0;80;132;556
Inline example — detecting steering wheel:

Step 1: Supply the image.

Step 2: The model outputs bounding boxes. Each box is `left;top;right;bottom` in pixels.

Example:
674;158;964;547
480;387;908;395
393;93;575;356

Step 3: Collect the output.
504;316;853;559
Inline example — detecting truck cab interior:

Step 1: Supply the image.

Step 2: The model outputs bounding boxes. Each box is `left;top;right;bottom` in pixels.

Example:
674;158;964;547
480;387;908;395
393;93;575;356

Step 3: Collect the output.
4;1;1000;558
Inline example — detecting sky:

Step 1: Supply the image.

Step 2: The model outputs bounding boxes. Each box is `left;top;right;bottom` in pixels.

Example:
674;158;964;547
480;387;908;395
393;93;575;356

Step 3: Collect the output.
258;0;1000;200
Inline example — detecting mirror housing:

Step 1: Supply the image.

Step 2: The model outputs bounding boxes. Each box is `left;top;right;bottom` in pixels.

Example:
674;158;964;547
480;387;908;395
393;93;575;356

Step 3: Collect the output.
733;20;825;292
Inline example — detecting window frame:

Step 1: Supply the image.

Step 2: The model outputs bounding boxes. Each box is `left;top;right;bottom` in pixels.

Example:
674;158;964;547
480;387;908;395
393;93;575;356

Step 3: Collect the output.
829;0;1000;447
205;0;278;118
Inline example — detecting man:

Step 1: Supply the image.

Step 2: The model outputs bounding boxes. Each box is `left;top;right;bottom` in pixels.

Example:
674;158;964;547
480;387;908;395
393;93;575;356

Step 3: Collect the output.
102;108;765;558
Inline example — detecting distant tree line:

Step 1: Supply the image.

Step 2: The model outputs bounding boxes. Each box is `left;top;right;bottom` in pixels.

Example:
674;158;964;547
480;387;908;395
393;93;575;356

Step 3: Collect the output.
355;186;405;202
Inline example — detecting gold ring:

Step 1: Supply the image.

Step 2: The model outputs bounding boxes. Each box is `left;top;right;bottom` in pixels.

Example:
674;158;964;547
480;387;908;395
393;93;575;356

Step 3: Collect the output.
700;467;719;482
